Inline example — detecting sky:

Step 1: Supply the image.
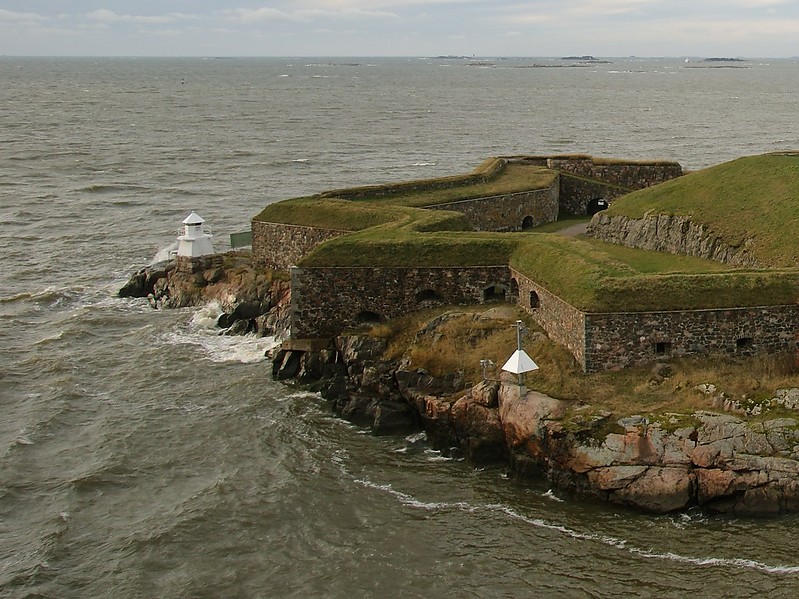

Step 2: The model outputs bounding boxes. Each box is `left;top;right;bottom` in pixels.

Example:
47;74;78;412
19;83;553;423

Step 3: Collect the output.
1;1;797;58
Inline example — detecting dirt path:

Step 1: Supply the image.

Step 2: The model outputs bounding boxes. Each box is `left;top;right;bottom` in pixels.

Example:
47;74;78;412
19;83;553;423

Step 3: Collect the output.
555;222;589;237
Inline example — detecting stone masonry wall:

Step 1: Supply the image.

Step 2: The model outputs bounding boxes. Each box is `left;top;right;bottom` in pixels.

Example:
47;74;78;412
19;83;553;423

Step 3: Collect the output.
288;260;799;372
252;221;347;271
558;175;631;216
589;163;683;189
586;213;762;267
510;269;587;369
584;305;799;372
290;265;511;338
547;157;682;190
426;183;559;231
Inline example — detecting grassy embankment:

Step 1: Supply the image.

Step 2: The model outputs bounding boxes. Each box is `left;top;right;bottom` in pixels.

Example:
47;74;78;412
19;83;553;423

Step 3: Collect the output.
258;153;799;419
370;304;799;423
603;152;799;268
255;153;799;311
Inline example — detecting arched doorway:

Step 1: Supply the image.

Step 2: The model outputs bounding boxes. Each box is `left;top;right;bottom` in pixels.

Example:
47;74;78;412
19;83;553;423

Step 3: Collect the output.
587;198;608;215
529;290;540;309
482;285;506;303
521;216;534;230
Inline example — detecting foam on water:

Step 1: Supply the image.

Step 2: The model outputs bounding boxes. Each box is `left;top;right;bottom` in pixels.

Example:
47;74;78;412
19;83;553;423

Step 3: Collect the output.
5;56;799;597
157;302;280;363
152;242;178;264
354;476;799;576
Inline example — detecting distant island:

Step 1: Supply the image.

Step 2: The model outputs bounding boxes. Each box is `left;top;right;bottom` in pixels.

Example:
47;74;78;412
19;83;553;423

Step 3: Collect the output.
560;55;612;64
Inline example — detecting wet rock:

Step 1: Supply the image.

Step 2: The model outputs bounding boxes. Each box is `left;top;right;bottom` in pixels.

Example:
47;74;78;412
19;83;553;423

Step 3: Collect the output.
224;319;253;336
118;265;169;298
373;400;418;435
272;349;302;380
451;395;505;462
611;466;693;513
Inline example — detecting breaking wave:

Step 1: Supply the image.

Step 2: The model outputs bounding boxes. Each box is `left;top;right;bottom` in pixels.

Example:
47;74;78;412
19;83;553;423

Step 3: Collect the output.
354;477;799;576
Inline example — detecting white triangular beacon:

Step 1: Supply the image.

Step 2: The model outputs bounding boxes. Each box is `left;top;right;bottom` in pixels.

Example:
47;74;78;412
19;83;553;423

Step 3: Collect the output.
501;320;539;384
502;349;539;374
177;211;215;257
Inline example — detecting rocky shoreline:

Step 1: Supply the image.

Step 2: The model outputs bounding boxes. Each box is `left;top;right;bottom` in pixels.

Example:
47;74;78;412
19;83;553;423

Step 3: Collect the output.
273;335;799;516
121;253;799;517
119;253;291;338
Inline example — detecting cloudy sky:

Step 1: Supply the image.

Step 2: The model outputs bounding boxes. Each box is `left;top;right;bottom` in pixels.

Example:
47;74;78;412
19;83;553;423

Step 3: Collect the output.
1;1;797;58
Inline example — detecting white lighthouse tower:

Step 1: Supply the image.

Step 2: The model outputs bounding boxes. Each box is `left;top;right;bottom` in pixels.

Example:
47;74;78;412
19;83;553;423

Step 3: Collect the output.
177;212;215;257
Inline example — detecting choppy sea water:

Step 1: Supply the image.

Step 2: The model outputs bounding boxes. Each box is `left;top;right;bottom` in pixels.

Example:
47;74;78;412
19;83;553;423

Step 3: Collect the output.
1;56;799;598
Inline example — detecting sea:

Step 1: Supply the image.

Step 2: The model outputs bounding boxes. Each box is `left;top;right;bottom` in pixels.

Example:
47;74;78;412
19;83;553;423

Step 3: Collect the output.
1;56;799;598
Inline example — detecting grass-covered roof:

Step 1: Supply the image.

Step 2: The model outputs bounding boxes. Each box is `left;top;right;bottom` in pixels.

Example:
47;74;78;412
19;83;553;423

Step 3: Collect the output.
254;153;799;313
602;152;799;268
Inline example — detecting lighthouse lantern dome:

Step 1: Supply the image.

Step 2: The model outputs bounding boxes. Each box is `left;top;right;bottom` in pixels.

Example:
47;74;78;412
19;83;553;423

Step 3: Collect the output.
177;211;215;257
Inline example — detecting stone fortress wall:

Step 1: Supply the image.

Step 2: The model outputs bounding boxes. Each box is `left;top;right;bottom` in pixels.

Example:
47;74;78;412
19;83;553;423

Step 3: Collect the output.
252;221;346;271
424;183;558;231
290;266;511;338
250;155;799;372
252;155;678;270
583;306;799;372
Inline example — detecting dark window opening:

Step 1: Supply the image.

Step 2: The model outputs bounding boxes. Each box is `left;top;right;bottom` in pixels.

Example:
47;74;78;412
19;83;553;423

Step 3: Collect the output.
355;311;382;326
529;290;540;309
655;341;672;355
509;278;520;303
415;289;444;304
736;337;754;350
587;198;609;216
522;216;534;230
482;285;506;303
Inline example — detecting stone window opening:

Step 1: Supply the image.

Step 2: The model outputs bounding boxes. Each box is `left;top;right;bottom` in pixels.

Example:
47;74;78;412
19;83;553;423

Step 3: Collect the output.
482;285;506;303
736;337;754;351
654;341;672;355
529;290;540;310
522;215;535;230
355;311;382;326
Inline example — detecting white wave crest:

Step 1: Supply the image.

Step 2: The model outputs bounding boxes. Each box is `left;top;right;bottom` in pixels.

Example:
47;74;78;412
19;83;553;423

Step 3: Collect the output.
152;241;178;264
543;489;564;502
158;303;280;363
354;477;799;576
190;301;224;329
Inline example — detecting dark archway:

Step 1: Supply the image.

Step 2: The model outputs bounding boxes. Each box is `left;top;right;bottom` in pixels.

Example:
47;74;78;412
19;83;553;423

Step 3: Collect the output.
521;215;534;230
482;285;506;303
509;278;520;303
355;311;382;326
587;198;609;216
415;289;445;306
529;290;540;309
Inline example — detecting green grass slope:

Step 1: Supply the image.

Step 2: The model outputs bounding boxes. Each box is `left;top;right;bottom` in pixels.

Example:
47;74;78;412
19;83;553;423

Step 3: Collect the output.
259;152;799;313
253;160;557;229
602;152;799;268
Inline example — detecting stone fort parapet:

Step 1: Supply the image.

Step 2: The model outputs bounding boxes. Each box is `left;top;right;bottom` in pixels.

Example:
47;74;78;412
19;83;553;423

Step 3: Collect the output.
244;154;799;373
290;265;511;338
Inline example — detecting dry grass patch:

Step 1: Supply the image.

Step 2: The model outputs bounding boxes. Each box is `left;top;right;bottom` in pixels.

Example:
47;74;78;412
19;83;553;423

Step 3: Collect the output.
367;305;799;420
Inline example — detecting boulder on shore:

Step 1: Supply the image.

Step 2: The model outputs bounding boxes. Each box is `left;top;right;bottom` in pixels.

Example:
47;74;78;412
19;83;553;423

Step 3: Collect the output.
119;252;291;339
277;331;799;516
